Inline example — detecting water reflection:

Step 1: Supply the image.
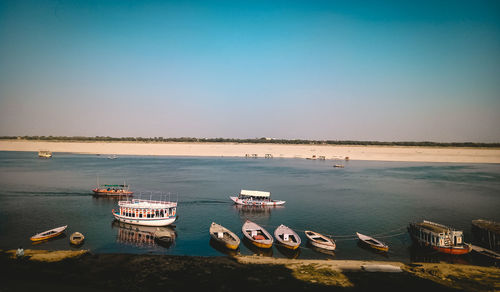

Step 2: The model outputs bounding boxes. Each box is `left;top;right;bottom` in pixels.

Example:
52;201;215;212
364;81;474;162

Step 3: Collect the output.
233;204;284;221
242;237;273;257
408;244;469;265
31;233;67;245
276;244;301;259
306;242;336;257
356;241;389;258
209;238;240;257
112;221;176;249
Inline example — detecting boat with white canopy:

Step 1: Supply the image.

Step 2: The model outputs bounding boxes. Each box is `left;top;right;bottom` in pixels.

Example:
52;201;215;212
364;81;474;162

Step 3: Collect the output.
230;190;285;206
112;198;177;227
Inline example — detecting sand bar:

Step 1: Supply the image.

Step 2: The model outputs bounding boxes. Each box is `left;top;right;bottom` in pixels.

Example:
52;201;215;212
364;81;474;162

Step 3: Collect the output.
1;140;500;163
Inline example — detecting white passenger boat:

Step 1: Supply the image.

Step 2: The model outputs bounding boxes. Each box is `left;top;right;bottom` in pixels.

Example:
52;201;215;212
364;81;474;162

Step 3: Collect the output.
230;190;285;206
112;198;177;226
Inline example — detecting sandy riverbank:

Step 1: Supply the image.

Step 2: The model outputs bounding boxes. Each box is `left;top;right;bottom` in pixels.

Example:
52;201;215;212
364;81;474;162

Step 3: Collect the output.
1;140;500;163
1;250;498;291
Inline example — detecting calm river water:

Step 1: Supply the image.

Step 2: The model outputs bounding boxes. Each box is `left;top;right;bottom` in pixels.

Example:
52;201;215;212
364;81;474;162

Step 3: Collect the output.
0;151;499;264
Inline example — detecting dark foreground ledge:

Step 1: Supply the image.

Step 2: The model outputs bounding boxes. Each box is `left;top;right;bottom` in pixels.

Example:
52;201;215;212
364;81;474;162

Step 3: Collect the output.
0;251;496;292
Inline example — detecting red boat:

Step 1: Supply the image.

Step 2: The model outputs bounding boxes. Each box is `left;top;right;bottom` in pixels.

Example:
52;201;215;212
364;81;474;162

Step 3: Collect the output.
408;220;472;255
92;184;133;196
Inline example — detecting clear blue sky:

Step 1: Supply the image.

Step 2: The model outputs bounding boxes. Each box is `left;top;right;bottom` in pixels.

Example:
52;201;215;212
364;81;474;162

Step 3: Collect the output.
1;0;499;142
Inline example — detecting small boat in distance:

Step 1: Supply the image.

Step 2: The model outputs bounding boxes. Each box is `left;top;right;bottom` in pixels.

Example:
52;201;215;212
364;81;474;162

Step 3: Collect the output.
30;225;67;242
333;164;344;168
108;154;118;159
209;222;241;250
242;220;273;249
69;232;85;245
274;224;301;250
38;150;52;158
356;232;389;252
408;220;472;255
230;190;285;206
305;230;336;251
112;198;177;227
93;184;133;196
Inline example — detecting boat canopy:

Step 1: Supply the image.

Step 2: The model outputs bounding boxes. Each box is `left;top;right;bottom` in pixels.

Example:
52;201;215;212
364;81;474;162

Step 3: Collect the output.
103;184;128;187
240;190;270;198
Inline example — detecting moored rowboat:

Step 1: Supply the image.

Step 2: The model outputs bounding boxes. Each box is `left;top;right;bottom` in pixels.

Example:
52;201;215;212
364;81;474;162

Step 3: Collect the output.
30;225;67;242
274;224;301;250
356;232;389;252
69;232;85;245
304;230;336;251
209;222;240;250
242;220;273;249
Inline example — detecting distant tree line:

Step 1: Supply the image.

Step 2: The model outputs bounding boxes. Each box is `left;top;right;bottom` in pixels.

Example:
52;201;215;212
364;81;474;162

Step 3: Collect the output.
1;135;499;147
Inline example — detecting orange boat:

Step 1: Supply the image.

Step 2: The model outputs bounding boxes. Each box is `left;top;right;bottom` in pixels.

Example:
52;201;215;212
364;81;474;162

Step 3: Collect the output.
92;184;133;196
408;220;472;255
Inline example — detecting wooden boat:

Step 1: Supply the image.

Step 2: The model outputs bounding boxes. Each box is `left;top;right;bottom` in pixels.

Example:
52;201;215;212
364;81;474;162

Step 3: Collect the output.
30;225;67;242
153;227;176;246
408;220;471;255
242;220;273;249
274;224;301;250
356;232;389;252
209;222;240;250
304;230;336;251
230;189;285;206
69;232;85;245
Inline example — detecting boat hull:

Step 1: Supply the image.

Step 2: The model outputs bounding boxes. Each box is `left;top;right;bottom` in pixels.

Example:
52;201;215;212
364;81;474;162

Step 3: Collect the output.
93;189;133;195
210;237;239;250
112;212;176;227
409;234;472;255
209;222;240;250
248;240;273;249
30;226;67;242
242;220;273;249
433;245;472;255
305;231;336;251
69;232;85;245
274;225;301;250
230;196;285;206
356;232;389;252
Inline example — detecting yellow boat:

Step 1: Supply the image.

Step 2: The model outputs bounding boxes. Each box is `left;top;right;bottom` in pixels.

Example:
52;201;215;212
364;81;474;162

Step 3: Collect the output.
242;220;273;249
30;225;67;242
356;232;389;252
209;222;240;250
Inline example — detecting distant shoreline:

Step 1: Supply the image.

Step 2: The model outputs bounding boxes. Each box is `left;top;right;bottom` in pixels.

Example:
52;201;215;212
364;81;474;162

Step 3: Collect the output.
1;139;500;163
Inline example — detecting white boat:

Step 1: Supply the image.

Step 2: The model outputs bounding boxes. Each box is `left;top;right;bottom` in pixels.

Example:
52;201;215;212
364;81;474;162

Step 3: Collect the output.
230;190;285;206
112;198;177;227
209;222;240;250
304;230;336;251
356;232;389;252
30;225;67;242
274;224;301;250
242;220;273;249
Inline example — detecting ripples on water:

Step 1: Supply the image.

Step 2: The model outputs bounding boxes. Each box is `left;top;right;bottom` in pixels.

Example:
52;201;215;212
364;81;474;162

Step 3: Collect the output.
0;151;499;265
